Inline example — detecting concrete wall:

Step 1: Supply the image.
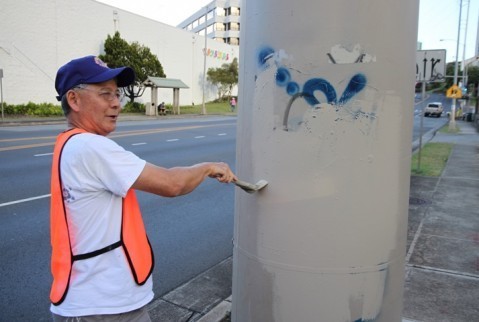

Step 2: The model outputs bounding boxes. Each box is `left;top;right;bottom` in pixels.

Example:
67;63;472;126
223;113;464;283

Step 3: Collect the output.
0;0;239;105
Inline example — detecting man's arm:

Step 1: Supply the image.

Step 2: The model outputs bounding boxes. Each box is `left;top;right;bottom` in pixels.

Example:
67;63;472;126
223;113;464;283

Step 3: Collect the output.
132;162;236;197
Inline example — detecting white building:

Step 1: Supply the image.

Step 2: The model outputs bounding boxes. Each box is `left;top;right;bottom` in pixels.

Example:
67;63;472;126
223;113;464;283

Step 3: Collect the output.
0;0;239;106
177;0;241;46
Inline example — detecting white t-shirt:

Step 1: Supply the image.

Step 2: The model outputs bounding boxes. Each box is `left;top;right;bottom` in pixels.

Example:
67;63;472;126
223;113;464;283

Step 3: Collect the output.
50;133;153;317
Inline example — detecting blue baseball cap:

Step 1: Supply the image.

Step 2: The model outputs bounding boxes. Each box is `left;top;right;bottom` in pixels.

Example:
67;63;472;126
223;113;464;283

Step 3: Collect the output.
55;55;135;101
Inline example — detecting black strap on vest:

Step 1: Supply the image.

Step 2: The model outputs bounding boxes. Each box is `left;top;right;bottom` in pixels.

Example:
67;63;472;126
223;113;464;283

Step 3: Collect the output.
72;241;122;261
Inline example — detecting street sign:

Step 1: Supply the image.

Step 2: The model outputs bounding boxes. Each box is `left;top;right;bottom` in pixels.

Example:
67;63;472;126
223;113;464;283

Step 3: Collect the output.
416;50;446;82
446;85;462;98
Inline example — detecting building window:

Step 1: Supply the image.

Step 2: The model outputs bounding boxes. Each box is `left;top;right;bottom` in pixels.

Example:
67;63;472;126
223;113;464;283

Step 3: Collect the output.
216;7;225;16
207;9;214;20
215;22;225;31
206;24;214;34
230;7;240;16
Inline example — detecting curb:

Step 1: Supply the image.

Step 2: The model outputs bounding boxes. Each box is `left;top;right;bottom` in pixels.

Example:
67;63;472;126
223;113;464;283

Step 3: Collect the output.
197;297;231;322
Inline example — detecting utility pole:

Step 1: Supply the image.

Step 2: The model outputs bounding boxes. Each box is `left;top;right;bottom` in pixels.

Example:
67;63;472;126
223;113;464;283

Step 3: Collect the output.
450;0;463;130
232;0;419;321
462;0;471;89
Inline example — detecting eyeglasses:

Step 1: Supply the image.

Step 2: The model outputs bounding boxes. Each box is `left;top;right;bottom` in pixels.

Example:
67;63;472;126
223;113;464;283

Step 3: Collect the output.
73;84;124;102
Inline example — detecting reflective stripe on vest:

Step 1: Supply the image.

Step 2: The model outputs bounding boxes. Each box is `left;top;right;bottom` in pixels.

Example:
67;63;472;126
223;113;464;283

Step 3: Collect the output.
50;128;154;305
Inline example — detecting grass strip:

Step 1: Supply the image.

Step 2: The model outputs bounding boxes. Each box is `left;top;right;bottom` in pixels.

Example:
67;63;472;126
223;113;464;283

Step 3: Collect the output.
175;102;233;114
411;142;453;177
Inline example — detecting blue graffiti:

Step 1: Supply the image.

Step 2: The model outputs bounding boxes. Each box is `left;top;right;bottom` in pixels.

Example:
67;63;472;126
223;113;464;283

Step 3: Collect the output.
339;73;367;105
258;46;371;131
258;46;275;69
275;67;291;86
303;78;338;105
276;68;300;95
286;82;300;96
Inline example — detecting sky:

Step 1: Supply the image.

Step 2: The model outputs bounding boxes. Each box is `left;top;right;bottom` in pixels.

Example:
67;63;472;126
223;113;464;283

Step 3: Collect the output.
97;0;479;63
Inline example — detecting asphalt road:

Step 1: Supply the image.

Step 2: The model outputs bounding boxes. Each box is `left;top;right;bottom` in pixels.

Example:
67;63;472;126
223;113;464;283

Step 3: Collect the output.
412;92;454;141
0;117;237;321
0;95;451;321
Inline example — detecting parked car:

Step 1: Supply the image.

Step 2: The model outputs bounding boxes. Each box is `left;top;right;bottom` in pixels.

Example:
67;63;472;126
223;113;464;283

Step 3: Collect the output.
424;102;443;117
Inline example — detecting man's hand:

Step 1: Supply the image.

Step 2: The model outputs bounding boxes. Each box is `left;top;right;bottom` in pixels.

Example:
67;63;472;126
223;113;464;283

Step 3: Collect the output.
208;162;237;183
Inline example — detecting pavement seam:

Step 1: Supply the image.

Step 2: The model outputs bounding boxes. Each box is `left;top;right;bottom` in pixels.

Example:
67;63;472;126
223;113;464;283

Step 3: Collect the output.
405;214;426;265
406;264;479;279
159;297;202;315
406;144;449;272
440;175;479;181
416;233;479;243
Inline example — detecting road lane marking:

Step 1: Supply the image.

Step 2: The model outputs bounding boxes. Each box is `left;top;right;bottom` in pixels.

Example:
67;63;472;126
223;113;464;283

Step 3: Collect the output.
166;139;179;142
132;143;147;146
218;133;227;136
0;123;235;152
195;136;205;139
0;194;51;207
0;136;57;142
34;152;54;157
0;142;57;152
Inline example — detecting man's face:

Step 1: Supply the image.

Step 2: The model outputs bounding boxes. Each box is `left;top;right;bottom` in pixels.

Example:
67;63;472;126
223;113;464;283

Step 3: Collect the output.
69;79;122;136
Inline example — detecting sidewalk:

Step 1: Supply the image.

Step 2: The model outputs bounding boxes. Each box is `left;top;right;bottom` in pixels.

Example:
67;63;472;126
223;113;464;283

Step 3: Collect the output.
147;120;479;322
403;120;479;322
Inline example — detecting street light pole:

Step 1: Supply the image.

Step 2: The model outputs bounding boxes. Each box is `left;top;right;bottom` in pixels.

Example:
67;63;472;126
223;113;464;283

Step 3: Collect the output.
462;0;471;87
192;35;196;106
201;5;208;115
450;0;463;130
0;68;4;122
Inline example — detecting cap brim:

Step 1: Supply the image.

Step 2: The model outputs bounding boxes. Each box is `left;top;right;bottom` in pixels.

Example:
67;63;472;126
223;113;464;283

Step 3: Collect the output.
87;67;135;87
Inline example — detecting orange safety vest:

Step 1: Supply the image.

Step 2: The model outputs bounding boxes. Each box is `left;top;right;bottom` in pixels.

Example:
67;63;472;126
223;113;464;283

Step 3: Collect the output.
50;128;154;305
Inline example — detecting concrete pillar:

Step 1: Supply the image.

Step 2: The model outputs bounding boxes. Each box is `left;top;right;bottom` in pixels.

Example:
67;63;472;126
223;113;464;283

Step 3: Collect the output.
147;87;159;116
173;88;181;115
232;1;419;321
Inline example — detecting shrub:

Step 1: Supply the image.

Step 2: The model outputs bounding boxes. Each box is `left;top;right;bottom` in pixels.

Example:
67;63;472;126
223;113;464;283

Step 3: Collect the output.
122;101;145;113
2;102;63;116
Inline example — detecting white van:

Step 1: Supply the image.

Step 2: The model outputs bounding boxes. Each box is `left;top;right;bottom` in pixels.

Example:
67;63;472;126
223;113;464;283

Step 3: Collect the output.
424;102;443;117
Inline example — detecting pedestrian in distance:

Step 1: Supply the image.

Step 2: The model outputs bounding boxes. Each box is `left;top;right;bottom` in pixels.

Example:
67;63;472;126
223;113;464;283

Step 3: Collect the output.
50;55;237;322
230;97;236;112
158;101;166;115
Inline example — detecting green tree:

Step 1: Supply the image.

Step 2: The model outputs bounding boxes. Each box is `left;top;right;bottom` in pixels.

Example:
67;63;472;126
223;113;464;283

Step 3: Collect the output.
466;66;479;89
99;32;166;102
206;58;238;100
445;62;461;88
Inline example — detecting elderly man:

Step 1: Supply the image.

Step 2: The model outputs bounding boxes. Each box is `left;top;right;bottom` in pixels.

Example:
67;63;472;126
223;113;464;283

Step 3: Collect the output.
50;56;236;321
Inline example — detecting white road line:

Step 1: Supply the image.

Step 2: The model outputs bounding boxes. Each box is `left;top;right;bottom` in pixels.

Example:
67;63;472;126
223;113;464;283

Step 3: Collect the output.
166;139;179;142
195;136;205;139
132;142;147;146
34;152;53;157
218;133;227;136
0;194;51;207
